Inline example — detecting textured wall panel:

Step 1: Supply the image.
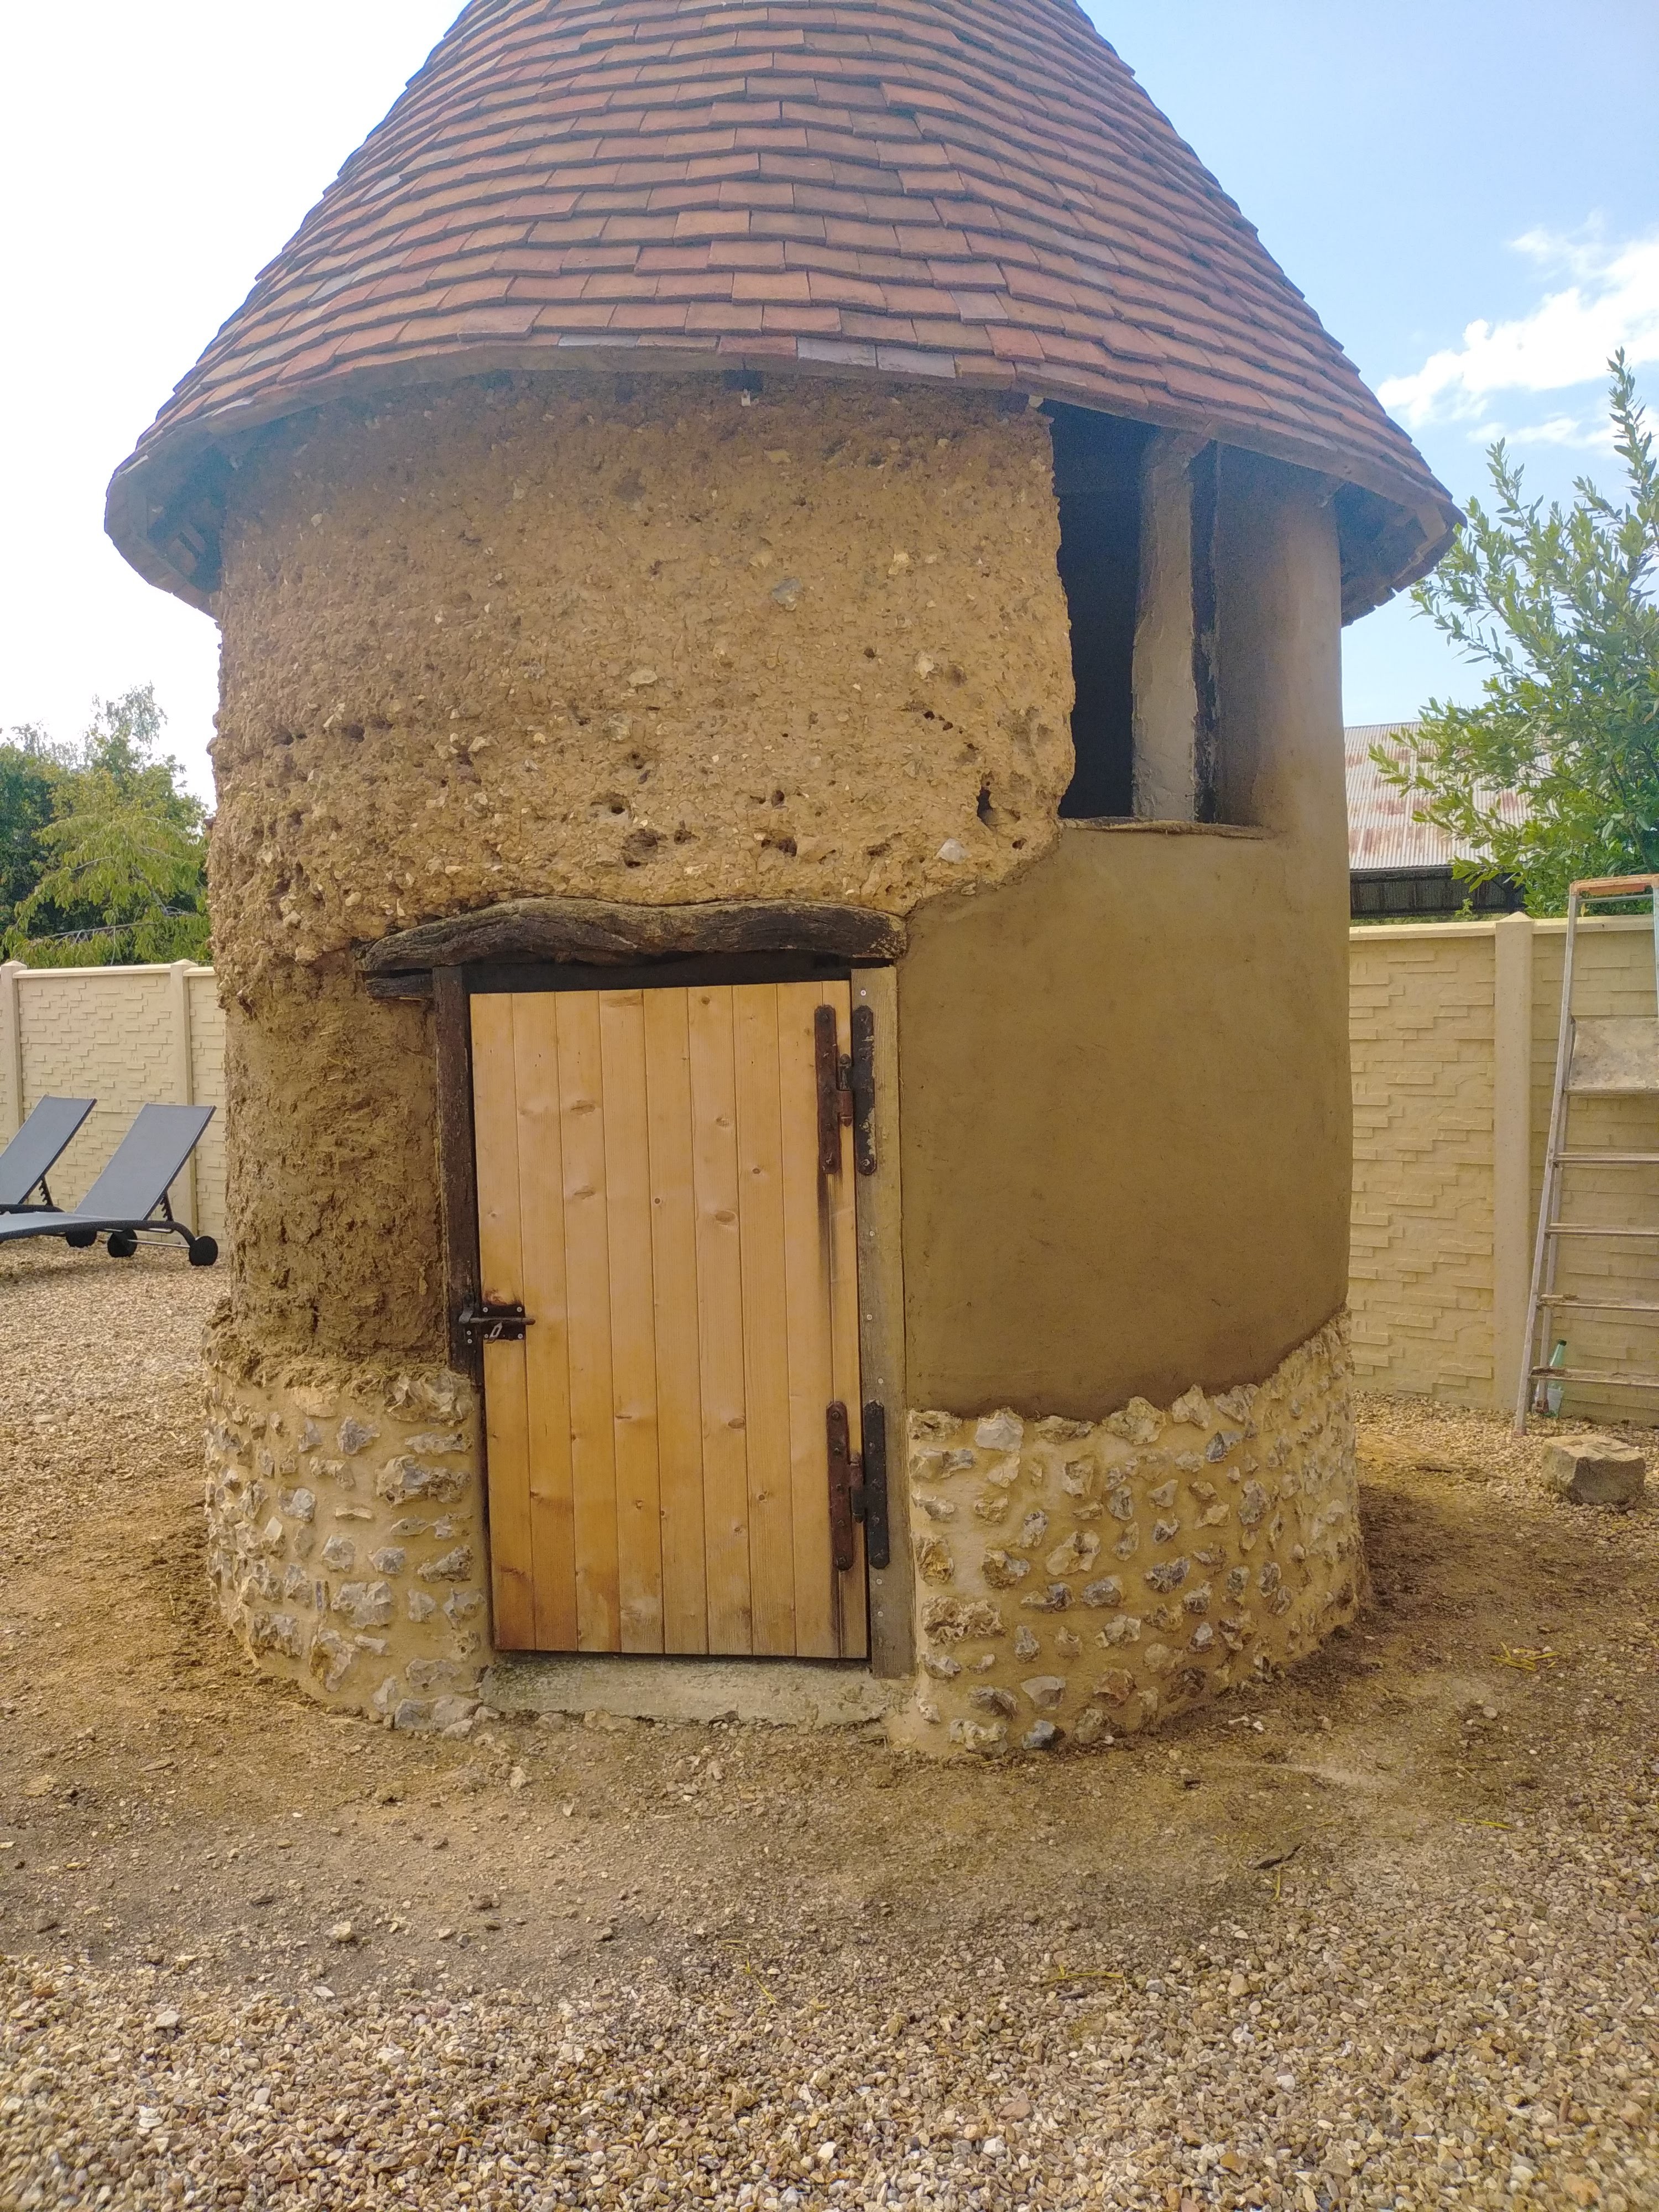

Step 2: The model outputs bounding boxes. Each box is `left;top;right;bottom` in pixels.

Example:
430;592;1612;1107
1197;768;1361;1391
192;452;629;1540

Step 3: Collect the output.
13;963;226;1245
1348;915;1659;1419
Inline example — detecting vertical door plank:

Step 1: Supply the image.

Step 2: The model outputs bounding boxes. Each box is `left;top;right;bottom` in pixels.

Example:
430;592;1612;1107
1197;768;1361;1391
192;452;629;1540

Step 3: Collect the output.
824;982;869;1659
556;991;622;1651
775;981;839;1658
598;990;665;1652
642;990;709;1653
510;994;579;1651
470;994;535;1651
686;985;753;1653
732;986;796;1654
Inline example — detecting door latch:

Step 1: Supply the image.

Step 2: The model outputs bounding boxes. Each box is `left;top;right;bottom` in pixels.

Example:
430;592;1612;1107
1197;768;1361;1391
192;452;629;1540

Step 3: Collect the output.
456;1301;531;1343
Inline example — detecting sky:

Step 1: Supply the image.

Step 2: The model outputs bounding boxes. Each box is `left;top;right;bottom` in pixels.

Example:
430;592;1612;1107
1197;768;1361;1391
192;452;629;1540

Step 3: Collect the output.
2;1;1656;802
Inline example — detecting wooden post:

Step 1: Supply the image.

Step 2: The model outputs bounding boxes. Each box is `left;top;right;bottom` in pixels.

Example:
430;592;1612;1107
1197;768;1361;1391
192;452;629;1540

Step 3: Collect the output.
852;965;911;1678
1491;912;1535;1413
0;961;23;1140
1131;430;1206;822
433;966;482;1378
168;960;199;1228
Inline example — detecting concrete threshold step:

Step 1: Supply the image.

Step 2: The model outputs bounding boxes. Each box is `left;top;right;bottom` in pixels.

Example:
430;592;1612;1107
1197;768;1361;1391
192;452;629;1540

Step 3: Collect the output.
481;1651;905;1729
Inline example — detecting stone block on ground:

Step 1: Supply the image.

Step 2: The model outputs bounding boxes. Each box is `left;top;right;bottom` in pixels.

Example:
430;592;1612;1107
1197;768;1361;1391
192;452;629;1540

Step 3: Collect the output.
1543;1432;1646;1507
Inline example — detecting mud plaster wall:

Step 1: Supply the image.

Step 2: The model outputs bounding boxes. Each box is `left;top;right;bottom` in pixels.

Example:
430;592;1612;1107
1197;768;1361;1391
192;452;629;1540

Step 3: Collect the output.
899;458;1349;1416
208;371;1073;1364
889;1316;1360;1755
204;1313;490;1726
211;371;1074;989
220;969;444;1359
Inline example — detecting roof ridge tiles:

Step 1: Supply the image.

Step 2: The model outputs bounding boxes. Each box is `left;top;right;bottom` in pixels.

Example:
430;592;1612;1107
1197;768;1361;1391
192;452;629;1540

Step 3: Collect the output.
108;0;1455;619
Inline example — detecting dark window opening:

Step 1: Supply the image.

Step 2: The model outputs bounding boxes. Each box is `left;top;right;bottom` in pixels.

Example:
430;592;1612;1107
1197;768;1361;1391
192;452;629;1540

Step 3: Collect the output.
1190;442;1221;822
1050;405;1154;819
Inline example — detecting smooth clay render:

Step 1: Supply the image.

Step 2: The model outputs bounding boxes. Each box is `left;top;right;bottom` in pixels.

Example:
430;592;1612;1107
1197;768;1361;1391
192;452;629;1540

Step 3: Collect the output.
890;1318;1363;1755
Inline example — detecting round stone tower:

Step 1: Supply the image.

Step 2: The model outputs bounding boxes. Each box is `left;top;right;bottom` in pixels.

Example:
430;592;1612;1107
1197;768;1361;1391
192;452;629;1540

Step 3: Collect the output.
108;0;1455;1750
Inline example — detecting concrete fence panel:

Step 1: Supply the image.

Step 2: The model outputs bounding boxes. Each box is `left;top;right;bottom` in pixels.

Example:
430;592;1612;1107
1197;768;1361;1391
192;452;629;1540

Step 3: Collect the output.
6;928;1658;1420
0;960;227;1246
1348;914;1659;1423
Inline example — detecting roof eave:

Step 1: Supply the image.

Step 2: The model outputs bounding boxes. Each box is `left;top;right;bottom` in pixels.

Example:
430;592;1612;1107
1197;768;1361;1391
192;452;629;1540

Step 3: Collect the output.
105;343;1460;624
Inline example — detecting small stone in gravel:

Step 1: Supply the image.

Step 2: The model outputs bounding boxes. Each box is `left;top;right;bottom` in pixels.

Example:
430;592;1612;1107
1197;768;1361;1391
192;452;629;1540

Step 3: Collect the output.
1543;1431;1646;1505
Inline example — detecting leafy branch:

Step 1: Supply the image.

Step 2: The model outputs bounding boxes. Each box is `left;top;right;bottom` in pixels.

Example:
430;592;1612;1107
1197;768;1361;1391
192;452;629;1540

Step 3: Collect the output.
1380;352;1659;915
1;687;210;966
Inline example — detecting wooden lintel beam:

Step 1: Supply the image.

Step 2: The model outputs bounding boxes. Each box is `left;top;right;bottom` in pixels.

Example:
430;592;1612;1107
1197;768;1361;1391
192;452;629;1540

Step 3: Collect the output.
358;896;906;978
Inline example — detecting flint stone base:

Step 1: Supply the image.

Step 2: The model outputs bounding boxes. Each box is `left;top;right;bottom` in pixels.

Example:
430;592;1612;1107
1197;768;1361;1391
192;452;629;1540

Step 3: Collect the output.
204;1312;489;1725
1543;1433;1647;1508
890;1312;1364;1757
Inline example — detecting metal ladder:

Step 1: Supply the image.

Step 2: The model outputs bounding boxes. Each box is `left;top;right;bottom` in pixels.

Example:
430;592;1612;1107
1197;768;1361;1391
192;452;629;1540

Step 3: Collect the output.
1515;873;1659;1431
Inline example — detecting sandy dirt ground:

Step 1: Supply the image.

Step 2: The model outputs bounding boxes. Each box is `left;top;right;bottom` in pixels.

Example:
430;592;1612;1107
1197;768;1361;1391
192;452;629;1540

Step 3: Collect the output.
1;1243;1655;2211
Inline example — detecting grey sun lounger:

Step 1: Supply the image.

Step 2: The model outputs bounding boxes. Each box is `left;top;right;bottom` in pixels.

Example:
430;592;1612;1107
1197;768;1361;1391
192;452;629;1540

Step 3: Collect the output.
0;1095;96;1214
0;1102;218;1265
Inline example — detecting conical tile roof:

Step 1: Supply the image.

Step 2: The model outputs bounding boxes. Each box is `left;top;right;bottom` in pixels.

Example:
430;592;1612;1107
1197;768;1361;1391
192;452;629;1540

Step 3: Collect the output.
107;0;1457;615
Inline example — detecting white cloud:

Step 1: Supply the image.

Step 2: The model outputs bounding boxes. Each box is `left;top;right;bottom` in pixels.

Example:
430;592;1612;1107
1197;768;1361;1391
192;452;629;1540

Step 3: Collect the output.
1379;227;1659;434
1477;412;1614;453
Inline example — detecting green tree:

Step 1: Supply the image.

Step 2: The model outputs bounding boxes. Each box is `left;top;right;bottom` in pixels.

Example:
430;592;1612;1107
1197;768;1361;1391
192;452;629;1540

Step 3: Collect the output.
1380;352;1659;914
1;687;211;966
0;727;66;938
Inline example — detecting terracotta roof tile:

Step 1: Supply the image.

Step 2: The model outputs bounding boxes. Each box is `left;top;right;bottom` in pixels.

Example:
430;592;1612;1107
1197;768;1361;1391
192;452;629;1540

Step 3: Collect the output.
109;0;1456;616
761;302;844;335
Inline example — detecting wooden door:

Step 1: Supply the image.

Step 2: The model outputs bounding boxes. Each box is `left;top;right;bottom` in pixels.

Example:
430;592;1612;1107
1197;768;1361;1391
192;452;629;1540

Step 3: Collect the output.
471;981;866;1658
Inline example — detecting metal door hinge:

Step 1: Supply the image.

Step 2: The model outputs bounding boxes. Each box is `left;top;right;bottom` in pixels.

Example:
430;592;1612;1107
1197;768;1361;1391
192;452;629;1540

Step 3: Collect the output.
827;1399;890;1572
849;1003;877;1176
456;1301;530;1343
859;1399;890;1569
815;1001;877;1176
815;1004;852;1175
826;1400;860;1572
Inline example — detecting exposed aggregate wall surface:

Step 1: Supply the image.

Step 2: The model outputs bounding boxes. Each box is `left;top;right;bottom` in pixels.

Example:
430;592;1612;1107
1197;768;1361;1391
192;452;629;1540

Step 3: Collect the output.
210;372;1074;994
890;1316;1361;1754
220;966;444;1360
204;1313;489;1727
3;963;226;1244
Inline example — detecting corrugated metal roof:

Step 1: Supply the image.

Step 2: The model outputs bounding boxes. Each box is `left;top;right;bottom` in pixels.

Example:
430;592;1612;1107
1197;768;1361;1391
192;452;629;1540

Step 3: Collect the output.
1347;722;1527;873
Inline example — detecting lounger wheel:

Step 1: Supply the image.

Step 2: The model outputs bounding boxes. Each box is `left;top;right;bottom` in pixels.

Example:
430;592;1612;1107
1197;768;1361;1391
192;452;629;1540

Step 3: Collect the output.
106;1229;138;1259
188;1235;218;1268
63;1227;97;1249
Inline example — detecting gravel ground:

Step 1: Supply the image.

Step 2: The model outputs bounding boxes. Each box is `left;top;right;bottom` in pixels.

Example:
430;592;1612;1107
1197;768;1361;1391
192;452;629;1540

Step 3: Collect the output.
2;1244;1656;2211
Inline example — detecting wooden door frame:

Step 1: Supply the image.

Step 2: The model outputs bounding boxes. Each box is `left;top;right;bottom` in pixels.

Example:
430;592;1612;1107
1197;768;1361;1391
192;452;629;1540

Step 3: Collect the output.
430;954;912;1678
